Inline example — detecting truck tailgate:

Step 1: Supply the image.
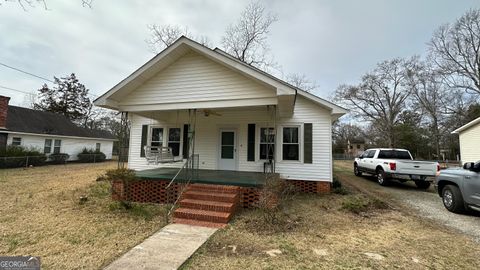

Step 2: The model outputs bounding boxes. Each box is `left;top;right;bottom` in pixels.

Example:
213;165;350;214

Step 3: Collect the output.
396;160;437;176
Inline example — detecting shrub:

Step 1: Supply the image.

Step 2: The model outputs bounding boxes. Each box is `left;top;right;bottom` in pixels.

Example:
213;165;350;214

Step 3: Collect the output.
341;195;389;214
254;175;298;227
332;177;349;195
0;145;47;168
99;168;138;208
49;153;70;164
77;148;106;163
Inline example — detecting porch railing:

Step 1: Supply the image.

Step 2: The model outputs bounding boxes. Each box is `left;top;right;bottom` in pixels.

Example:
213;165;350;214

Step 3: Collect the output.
165;154;199;222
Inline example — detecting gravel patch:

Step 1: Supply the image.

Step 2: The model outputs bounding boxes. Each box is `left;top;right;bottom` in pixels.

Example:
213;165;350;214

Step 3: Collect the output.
335;161;480;243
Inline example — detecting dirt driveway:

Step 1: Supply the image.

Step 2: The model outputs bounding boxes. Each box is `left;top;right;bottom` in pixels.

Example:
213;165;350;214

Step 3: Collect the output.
335;160;480;243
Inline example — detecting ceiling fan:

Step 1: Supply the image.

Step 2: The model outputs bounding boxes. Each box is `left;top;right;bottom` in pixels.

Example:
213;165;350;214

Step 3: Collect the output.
198;109;222;117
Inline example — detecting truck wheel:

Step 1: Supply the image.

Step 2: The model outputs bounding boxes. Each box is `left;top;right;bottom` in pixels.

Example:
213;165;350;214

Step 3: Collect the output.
414;181;431;189
376;168;389;186
442;185;465;213
354;164;362;176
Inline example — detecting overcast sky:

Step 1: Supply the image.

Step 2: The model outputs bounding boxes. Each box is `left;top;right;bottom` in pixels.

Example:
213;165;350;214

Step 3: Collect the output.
1;0;479;106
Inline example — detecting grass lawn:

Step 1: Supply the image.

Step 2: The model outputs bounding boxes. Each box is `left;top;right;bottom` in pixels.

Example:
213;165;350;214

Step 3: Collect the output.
183;176;480;269
0;162;168;269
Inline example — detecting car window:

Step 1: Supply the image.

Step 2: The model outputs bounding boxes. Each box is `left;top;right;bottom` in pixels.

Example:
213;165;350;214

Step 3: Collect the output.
366;150;376;158
378;150;411;159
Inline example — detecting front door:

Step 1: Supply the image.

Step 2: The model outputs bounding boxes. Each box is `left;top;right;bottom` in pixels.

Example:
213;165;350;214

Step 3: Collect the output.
464;170;480;206
219;130;236;170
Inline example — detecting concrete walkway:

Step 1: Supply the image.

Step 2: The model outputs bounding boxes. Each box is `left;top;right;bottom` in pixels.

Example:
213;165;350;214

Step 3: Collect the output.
104;224;217;270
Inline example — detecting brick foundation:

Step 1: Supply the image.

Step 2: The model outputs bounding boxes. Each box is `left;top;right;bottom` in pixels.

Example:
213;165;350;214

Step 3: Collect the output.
287;180;331;194
111;179;185;204
111;179;330;207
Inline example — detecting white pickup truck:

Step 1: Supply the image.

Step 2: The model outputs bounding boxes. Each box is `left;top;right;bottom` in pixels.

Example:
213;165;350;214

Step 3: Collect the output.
353;148;440;189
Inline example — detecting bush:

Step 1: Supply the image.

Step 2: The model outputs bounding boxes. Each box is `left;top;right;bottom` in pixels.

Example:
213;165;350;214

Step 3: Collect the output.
77;148;106;163
332;177;349;195
0;145;47;168
49;153;70;164
341;195;389;214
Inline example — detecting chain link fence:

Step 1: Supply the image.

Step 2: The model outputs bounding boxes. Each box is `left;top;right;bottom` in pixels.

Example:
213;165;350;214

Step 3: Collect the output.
0;153;109;169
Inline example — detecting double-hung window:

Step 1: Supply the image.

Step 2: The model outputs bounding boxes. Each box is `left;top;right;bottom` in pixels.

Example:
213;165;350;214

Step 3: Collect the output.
53;139;62;154
259;127;275;160
96;143;101;152
150;128;164;149
12;137;21;146
44;139;52;154
282;127;299;161
168;128;181;156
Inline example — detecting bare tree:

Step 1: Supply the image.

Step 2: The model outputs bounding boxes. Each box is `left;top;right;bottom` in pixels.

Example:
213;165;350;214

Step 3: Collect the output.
2;0;92;10
334;57;419;147
146;24;211;53
221;1;278;70
429;9;480;96
285;73;317;92
408;62;448;158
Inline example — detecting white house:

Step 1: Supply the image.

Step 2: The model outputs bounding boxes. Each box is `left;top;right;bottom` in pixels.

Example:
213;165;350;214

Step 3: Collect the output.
0;96;115;161
453;117;480;163
94;36;346;192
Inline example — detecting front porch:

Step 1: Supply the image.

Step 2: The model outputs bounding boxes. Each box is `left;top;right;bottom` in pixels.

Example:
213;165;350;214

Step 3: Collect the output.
136;168;272;187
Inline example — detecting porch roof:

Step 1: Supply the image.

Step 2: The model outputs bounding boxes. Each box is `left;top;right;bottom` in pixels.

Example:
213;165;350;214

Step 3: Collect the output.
136;168;270;187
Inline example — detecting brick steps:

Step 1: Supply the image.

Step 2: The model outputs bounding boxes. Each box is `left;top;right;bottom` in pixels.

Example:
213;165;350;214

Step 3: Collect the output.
174;208;232;223
182;190;238;202
172;184;240;228
180;198;235;212
188;183;240;193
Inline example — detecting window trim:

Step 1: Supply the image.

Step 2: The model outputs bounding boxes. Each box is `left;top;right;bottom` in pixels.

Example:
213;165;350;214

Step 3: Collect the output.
280;125;302;162
258;126;275;160
148;125;184;158
11;137;22;146
167;127;182;157
44;139;52;154
53;139;62;154
95;143;101;152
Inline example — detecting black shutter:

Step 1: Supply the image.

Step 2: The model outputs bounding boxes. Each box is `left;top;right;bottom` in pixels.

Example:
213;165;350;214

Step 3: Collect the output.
247;124;255;161
183;124;189;158
304;123;312;163
140;125;148;157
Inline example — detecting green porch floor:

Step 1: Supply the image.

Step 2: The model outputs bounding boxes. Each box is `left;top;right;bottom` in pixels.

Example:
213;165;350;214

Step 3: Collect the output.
135;168;270;187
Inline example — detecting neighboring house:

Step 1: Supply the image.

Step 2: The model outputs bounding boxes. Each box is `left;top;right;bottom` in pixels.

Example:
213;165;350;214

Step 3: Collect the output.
452;117;480;163
94;36;347;193
0;95;115;160
346;138;365;157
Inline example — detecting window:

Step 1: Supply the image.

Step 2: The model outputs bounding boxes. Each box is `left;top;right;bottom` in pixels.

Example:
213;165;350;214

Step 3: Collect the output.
96;143;101;152
168;128;181;156
12;137;21;146
357;144;361;149
366;150;376;158
378;150;411;160
150;128;164;148
44;139;52;153
53;139;62;154
259;127;275;160
282;127;299;161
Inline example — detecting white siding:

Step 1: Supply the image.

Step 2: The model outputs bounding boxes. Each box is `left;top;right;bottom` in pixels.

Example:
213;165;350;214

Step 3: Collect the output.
459;123;480;163
6;134;114;161
128;96;333;182
121;51;276;106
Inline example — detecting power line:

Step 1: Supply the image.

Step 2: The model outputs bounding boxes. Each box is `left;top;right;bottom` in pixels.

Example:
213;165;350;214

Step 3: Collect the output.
0;62;99;98
0;85;35;95
0;62;55;83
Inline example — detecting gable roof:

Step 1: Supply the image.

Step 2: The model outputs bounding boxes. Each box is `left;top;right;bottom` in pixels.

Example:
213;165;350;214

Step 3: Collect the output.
94;36;347;117
5;105;116;140
452;116;480;134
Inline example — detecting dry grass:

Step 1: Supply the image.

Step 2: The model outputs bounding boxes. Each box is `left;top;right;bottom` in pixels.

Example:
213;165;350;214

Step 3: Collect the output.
183;190;480;269
0;162;167;269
